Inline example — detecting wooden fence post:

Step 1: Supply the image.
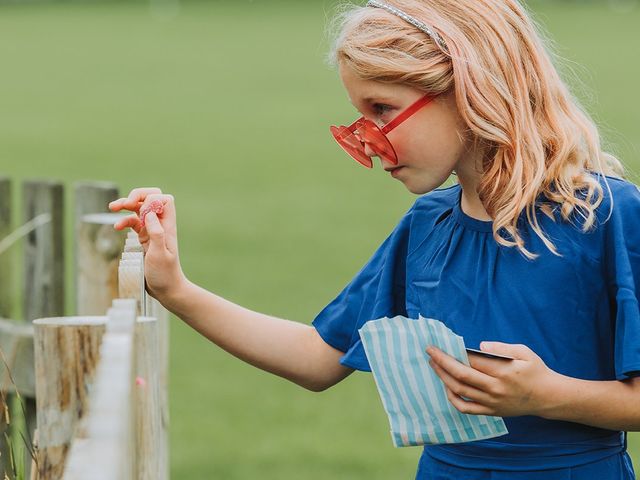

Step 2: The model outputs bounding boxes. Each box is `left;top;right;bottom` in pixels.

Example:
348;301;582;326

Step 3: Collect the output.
23;180;65;322
119;233;169;479
74;181;121;315
62;301;137;480
148;297;170;479
76;213;127;315
118;252;145;316
22;179;65;480
33;316;107;480
134;316;163;480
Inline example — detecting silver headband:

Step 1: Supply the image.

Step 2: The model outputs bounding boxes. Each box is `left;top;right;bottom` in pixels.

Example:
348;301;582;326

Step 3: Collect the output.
366;0;448;51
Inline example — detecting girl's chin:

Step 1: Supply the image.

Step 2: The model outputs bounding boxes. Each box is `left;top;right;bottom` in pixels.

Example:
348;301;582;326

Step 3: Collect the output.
402;176;448;195
403;180;441;195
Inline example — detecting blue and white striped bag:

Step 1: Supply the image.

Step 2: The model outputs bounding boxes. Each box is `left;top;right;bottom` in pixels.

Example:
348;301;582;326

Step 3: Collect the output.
358;315;508;447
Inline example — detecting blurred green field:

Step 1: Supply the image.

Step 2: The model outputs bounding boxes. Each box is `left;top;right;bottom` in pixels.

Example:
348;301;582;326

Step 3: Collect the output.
0;1;639;478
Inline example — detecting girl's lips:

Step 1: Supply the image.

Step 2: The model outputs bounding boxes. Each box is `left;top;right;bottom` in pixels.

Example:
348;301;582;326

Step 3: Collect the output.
389;166;404;177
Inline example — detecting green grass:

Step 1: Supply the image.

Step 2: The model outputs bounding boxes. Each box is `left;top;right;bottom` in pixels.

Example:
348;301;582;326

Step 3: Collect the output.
0;1;638;478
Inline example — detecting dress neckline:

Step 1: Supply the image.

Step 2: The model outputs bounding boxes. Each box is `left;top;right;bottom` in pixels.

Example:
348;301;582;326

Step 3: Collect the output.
451;187;494;232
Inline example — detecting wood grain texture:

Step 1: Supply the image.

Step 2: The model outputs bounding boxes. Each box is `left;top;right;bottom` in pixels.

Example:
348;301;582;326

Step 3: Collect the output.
77;213;127;315
33;317;106;480
74;182;120;315
22;180;65;322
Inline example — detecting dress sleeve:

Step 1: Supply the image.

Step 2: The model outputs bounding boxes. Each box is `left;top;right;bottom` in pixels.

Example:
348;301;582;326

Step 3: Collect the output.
605;181;640;380
311;203;416;372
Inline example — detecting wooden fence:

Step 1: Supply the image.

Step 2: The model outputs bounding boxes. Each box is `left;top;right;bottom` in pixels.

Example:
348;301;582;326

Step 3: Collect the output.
0;177;169;480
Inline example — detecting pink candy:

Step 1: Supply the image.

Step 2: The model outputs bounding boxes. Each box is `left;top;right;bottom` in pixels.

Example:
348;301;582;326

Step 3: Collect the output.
139;199;164;228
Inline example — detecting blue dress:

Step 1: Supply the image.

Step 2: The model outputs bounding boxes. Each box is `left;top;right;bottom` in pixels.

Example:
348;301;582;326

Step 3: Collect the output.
312;175;639;479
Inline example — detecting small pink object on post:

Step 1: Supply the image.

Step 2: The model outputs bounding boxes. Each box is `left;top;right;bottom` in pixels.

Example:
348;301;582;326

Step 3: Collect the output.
139;199;164;228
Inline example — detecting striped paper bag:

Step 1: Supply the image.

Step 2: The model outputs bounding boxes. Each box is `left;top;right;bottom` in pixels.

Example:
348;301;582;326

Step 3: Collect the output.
358;315;508;447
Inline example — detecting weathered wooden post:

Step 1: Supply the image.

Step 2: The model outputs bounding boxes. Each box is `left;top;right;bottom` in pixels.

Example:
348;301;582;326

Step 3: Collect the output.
76;212;127;315
73;181;119;233
33;316;107;480
22;179;65;479
134;315;163;480
132;228;171;478
149;297;170;480
62;300;137;480
118;234;169;479
119;248;145;316
74;181;122;315
23;180;65;322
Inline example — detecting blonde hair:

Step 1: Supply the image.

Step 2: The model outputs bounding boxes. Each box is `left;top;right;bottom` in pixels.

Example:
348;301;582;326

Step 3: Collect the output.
326;0;625;259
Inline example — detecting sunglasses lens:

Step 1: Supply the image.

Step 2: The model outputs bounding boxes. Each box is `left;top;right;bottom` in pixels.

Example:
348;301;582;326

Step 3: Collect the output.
356;120;398;165
330;125;373;168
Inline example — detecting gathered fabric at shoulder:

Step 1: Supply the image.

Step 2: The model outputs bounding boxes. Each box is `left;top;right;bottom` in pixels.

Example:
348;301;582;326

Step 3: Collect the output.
311;186;461;371
311;205;414;371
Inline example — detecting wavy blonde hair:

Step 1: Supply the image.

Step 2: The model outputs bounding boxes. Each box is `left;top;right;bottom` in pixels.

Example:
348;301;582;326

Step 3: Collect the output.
326;0;625;259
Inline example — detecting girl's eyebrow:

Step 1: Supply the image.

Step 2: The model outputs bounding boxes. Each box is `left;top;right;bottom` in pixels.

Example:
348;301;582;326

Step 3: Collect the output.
351;96;395;107
362;96;393;103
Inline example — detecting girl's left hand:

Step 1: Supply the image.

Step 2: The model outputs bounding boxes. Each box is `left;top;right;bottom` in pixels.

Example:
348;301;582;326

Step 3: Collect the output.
427;342;561;417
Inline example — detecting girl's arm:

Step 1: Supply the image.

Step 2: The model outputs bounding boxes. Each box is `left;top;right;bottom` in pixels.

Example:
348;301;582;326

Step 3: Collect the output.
110;188;353;392
427;342;640;431
163;277;354;392
540;374;640;431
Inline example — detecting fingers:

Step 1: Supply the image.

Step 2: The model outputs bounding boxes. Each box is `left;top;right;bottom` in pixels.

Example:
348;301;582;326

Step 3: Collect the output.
108;189;178;253
429;358;494;406
443;386;493;416
108;187;164;213
427;346;496;392
114;213;143;233
480;341;533;360
143;211;166;255
136;193;178;254
467;354;513;376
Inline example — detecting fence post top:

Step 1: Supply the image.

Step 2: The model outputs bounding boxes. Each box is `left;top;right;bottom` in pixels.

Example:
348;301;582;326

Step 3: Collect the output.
82;213;129;225
32;316;107;326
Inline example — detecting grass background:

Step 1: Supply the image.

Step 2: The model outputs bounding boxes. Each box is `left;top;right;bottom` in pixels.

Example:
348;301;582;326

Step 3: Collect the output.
0;0;638;478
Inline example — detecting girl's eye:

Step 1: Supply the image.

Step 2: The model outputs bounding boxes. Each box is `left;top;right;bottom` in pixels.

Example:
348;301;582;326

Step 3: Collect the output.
373;103;393;116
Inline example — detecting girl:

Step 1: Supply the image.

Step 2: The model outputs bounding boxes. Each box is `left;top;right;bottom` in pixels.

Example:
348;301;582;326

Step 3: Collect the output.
109;0;640;478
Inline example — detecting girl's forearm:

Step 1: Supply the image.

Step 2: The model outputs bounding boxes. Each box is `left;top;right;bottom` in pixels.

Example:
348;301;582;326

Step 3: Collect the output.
540;373;640;431
158;278;346;391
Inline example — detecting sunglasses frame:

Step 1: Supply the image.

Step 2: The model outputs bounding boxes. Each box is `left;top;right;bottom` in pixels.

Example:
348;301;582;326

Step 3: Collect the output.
330;93;437;168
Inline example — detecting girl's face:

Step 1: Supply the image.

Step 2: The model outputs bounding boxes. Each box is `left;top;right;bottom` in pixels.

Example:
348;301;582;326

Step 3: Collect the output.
338;62;481;194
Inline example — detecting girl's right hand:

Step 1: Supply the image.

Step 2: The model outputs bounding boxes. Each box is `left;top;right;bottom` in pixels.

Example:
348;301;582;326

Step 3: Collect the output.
109;187;187;302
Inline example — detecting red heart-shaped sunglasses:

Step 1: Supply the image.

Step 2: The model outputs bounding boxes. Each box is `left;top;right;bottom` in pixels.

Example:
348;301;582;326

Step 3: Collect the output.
330;93;436;168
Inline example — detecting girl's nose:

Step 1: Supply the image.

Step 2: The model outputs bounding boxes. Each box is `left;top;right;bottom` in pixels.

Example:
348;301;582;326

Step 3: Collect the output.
363;142;378;159
363;142;396;170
